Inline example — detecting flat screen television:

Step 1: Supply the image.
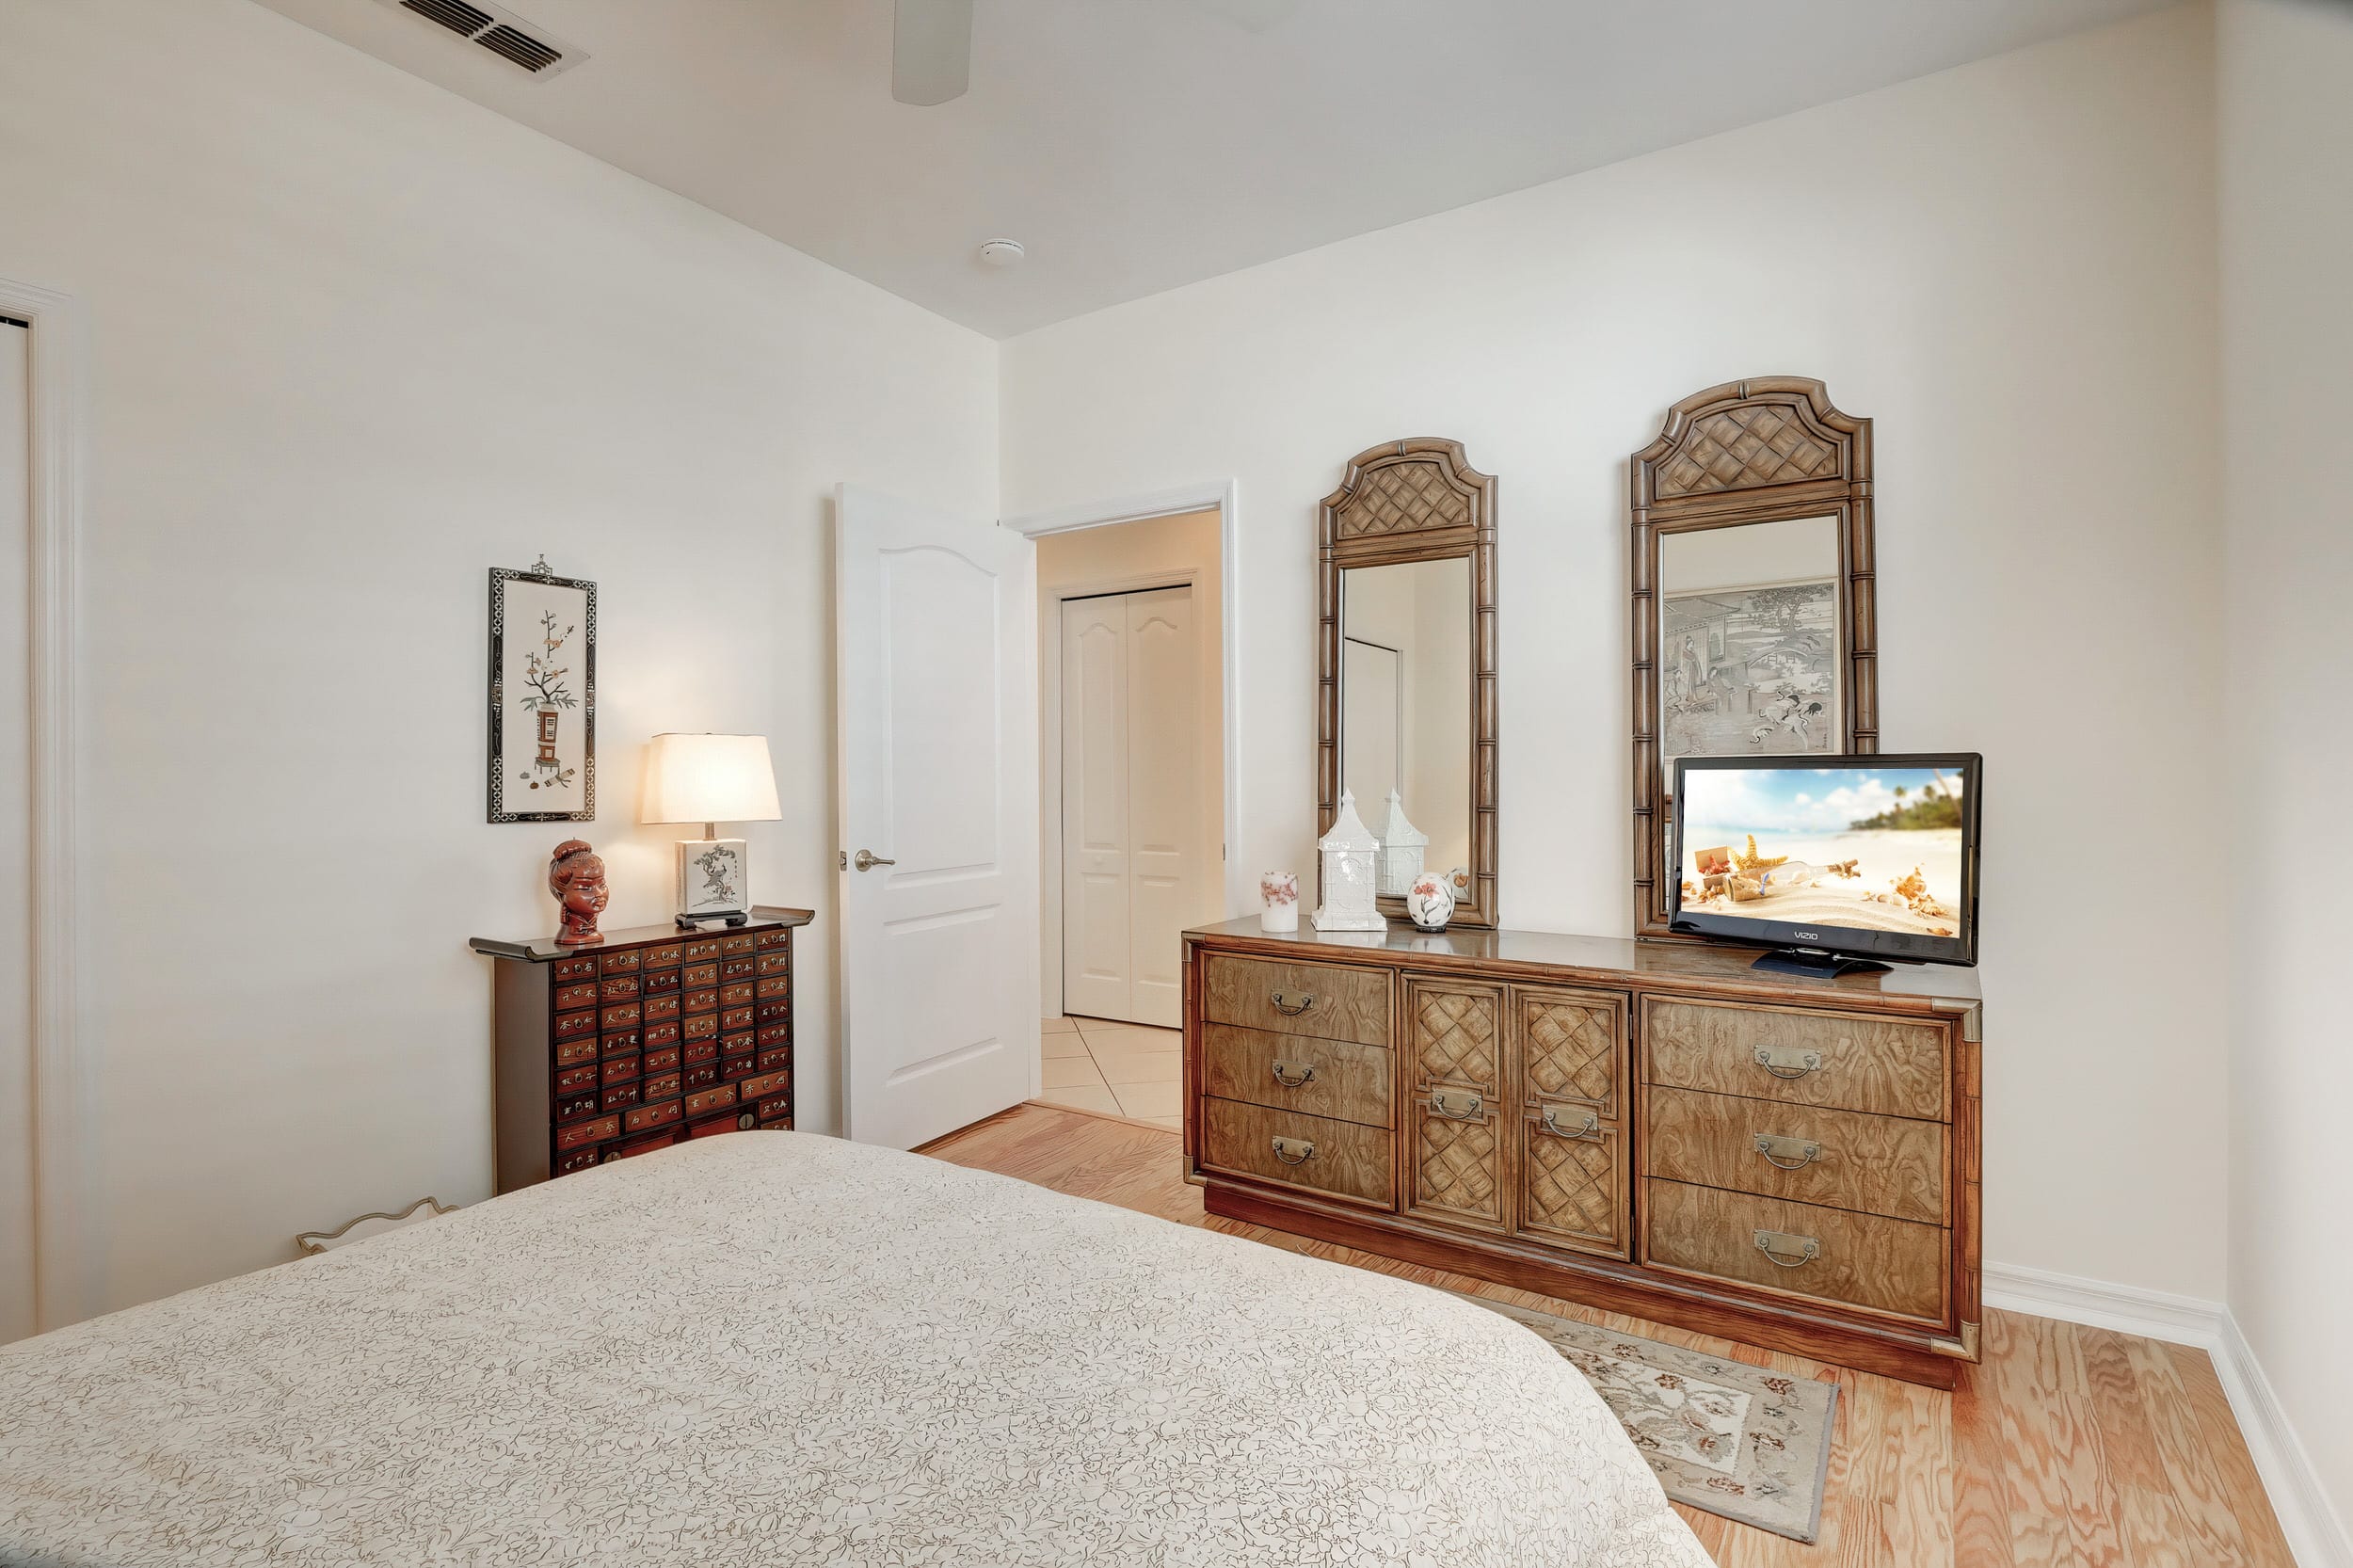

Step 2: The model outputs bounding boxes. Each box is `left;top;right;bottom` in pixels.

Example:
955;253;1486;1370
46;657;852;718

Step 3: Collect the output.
1669;753;1982;976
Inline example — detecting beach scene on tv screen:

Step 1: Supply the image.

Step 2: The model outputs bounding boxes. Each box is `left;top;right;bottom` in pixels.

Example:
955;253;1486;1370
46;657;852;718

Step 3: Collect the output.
1679;766;1965;938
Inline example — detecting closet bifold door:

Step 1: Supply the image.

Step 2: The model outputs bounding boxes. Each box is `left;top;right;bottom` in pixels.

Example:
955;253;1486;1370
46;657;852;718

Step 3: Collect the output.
1401;977;1506;1234
1507;985;1630;1259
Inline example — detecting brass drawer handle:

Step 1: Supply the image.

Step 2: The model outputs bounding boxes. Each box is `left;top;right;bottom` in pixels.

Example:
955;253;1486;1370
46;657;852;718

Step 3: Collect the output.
1269;1059;1317;1088
1269;990;1318;1017
1430;1088;1483;1120
1270;1135;1316;1165
1753;1229;1820;1268
1753;1045;1824;1080
1541;1107;1602;1142
1753;1133;1823;1171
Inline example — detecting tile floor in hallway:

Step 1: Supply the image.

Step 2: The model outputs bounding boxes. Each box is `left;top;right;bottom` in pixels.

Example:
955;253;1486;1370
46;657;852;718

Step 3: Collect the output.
1038;1014;1182;1128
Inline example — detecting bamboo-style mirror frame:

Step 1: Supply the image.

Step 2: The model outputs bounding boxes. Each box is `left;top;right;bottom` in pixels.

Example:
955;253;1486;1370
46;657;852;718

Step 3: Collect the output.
1630;377;1878;939
1318;438;1499;928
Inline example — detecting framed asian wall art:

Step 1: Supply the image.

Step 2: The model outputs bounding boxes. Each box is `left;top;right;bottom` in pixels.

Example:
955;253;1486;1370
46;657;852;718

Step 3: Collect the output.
488;561;597;823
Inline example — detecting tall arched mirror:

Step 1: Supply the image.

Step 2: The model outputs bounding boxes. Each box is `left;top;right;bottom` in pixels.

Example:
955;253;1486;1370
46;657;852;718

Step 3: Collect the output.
1318;439;1498;928
1630;378;1878;939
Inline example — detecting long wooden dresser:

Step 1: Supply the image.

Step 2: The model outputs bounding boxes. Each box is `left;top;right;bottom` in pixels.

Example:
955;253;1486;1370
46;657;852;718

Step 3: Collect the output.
471;907;813;1193
1181;919;1983;1386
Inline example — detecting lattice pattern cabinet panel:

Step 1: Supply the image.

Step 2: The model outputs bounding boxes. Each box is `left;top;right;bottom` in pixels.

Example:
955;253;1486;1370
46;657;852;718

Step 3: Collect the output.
1510;985;1629;1257
1403;979;1505;1233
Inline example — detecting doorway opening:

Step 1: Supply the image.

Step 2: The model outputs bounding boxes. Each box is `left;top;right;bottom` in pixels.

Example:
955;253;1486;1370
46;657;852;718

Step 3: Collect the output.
1030;502;1230;1128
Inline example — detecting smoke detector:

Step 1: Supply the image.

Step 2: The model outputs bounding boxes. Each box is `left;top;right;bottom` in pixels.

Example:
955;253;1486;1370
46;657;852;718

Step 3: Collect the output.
976;239;1026;268
373;0;589;77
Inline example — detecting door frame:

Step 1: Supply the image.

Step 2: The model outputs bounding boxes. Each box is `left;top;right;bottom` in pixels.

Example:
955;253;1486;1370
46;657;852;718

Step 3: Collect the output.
0;272;95;1334
1004;481;1242;1022
1042;568;1204;1022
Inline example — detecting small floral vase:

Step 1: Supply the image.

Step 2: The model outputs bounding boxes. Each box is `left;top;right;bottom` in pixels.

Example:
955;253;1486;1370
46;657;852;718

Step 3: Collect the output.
1405;873;1456;933
1259;872;1301;933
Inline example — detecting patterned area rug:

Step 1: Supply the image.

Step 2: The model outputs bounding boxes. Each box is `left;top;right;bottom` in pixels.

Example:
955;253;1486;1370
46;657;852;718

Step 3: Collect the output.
1462;1295;1839;1543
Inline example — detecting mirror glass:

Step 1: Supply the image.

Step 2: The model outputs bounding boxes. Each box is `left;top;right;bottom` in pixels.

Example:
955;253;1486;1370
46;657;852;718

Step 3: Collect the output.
1340;557;1471;895
1657;516;1841;770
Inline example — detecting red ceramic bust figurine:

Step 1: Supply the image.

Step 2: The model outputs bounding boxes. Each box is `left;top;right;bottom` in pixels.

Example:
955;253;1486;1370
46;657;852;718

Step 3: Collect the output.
548;839;610;947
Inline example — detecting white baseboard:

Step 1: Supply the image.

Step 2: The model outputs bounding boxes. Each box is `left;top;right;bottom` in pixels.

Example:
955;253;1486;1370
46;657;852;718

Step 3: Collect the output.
2211;1313;2353;1568
1983;1260;2227;1347
1985;1262;2349;1568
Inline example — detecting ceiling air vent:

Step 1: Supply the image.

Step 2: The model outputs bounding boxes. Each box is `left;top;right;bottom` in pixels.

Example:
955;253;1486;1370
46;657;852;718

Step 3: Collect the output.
374;0;588;77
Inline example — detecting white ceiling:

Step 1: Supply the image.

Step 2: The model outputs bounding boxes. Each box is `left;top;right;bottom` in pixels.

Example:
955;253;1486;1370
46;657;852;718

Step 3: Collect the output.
254;0;2174;338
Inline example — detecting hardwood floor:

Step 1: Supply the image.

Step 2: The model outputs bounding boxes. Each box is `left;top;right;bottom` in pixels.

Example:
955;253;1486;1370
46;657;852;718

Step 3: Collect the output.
920;1103;2296;1568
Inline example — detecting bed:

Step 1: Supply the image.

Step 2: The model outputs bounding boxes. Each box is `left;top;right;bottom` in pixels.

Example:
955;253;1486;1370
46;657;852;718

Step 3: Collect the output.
0;1132;1709;1567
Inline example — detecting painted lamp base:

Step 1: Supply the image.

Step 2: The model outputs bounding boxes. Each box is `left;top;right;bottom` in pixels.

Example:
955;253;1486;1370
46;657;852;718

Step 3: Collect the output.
675;838;749;922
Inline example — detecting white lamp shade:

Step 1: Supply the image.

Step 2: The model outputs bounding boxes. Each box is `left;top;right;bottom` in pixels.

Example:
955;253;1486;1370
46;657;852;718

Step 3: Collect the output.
640;733;782;825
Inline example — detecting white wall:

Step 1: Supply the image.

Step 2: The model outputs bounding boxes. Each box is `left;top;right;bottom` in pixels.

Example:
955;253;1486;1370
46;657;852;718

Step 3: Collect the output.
2220;0;2353;1528
1003;8;2229;1298
0;0;996;1314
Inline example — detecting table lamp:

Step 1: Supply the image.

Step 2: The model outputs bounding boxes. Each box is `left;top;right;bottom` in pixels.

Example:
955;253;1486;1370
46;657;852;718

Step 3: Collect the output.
641;732;782;927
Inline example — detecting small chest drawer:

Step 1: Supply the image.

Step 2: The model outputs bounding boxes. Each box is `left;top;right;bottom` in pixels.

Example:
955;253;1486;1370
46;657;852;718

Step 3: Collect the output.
682;939;722;962
600;1002;642;1030
641;969;680;996
1642;1178;1946;1324
1201;954;1389;1047
553;1036;597;1066
552;956;599;983
720;956;755;983
1643;998;1947;1121
554;982;600;1011
553;1061;600;1094
757;952;792;976
598;950;640;975
1199;1024;1391;1128
624;1098;681;1134
720;934;756;955
756;928;791;950
1644;1085;1946;1225
1198;1097;1392;1208
552;1010;598;1041
641;943;683;969
555;1114;618;1151
599;975;641;1002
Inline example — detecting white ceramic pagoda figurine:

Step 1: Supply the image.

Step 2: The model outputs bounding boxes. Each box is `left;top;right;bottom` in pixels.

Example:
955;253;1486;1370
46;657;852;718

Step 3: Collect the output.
1370;786;1428;897
1311;789;1387;932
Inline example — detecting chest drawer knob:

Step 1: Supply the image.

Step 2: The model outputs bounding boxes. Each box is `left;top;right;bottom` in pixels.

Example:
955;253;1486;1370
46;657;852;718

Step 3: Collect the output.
1753;1045;1824;1080
1752;1132;1824;1171
1269;1059;1317;1089
1540;1106;1601;1142
1270;1135;1317;1165
1430;1088;1483;1120
1269;990;1318;1017
1753;1228;1821;1268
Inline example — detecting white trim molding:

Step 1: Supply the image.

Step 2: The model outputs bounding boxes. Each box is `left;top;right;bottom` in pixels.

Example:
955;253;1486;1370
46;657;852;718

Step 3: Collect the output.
1988;1263;2350;1567
0;273;98;1334
1002;480;1247;925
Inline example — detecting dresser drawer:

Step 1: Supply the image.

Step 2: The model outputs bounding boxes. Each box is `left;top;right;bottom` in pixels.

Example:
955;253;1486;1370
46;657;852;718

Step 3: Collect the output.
720;934;757;955
598;949;640;975
641;943;683;969
553;1061;600;1095
720;956;755;983
623;1098;681;1134
599;975;641;1002
600;1002;642;1030
555;1114;619;1151
1642;1178;1947;1324
600;1029;640;1057
552;955;599;983
683;1082;738;1118
553;981;600;1011
1199;1097;1392;1207
553;1035;597;1066
1644;1086;1945;1225
641;968;680;996
757;952;792;976
684;962;719;988
1198;1023;1391;1128
1643;998;1947;1121
682;939;722;962
756;928;791;951
738;1068;790;1102
642;995;681;1021
552;1009;598;1041
1201;954;1389;1047
684;989;717;1016
719;983;756;1008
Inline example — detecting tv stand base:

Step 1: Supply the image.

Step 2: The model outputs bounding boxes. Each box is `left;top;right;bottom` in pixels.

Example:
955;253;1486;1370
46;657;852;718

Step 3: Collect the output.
1751;947;1893;979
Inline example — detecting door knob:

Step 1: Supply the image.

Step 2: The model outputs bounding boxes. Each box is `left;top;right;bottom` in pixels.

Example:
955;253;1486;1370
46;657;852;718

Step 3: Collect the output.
853;849;896;872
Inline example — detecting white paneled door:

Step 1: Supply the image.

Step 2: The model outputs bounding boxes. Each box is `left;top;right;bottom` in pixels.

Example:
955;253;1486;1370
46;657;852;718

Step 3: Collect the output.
0;321;30;1343
836;486;1038;1150
1061;585;1198;1029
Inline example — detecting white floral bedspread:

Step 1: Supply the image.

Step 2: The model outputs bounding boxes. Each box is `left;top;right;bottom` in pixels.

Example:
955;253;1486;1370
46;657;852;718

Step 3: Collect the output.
0;1132;1709;1567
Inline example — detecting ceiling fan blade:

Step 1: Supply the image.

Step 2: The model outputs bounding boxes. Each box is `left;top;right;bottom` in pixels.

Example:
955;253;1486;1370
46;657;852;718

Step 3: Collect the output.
892;0;972;106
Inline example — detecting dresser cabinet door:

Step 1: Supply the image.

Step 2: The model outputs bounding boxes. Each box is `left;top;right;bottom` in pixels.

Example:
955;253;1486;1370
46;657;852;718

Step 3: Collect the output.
1401;978;1506;1233
1509;986;1630;1258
